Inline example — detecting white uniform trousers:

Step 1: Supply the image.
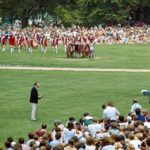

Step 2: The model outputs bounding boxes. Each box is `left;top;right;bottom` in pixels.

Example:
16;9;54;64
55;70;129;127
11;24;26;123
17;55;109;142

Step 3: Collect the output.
31;103;37;120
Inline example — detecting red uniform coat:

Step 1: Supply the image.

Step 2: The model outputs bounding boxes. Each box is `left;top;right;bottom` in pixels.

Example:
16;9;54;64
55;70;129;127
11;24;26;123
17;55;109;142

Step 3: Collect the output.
18;36;24;45
55;38;59;46
29;39;34;48
42;38;48;47
9;36;15;46
1;35;7;44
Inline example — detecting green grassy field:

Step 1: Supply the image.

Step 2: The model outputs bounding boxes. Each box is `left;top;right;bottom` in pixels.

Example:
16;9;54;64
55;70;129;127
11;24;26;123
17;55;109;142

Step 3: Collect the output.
0;44;150;69
0;44;150;147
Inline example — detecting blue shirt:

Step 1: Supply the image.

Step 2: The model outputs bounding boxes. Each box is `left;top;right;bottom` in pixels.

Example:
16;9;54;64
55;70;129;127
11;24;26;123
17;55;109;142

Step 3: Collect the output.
137;114;145;122
49;139;62;148
63;128;76;143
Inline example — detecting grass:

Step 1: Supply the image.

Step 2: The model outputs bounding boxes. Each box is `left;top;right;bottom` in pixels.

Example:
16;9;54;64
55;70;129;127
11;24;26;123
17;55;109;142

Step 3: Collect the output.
0;44;150;147
0;70;150;147
0;44;150;69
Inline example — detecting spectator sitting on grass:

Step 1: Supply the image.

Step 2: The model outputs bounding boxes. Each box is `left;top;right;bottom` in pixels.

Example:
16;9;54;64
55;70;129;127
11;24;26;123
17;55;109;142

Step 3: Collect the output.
113;135;124;150
35;123;48;137
135;108;145;122
101;136;115;150
85;137;96;150
130;99;142;113
103;117;112;131
5;141;13;150
51;127;62;141
49;132;63;148
109;122;120;136
83;112;93;126
18;137;30;150
63;121;76;144
128;132;141;150
53;120;64;132
64;138;77;150
33;134;40;146
103;102;120;122
7;137;16;148
26;132;34;146
118;115;126;127
66;117;77;126
146;137;150;150
142;109;150;128
75;122;84;141
53;144;64;150
102;104;107;120
14;143;22;150
87;117;102;138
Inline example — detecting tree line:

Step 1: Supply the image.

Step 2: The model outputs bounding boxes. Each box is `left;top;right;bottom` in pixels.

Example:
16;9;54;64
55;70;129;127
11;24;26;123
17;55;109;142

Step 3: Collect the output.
0;0;150;28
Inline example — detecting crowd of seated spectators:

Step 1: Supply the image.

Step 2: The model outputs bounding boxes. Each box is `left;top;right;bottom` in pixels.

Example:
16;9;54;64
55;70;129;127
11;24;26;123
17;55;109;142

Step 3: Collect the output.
2;99;150;150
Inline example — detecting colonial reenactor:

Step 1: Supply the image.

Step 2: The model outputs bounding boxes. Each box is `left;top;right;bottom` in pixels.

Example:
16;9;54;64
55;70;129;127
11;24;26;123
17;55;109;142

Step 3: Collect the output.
1;34;7;53
42;35;48;53
28;36;33;53
8;34;15;54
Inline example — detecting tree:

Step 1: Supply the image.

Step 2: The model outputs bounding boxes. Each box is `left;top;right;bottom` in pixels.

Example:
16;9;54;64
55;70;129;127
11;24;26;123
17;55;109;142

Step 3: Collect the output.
0;0;150;27
1;0;70;27
79;0;130;26
126;0;150;24
54;0;82;26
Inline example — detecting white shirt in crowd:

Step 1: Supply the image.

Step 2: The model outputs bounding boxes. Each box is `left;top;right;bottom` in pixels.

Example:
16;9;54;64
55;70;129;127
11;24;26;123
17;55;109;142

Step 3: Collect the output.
21;144;30;150
144;122;150;128
129;139;141;150
63;128;76;144
130;103;142;113
102;145;115;150
85;145;96;150
88;123;102;137
26;139;34;146
49;139;62;148
103;106;120;121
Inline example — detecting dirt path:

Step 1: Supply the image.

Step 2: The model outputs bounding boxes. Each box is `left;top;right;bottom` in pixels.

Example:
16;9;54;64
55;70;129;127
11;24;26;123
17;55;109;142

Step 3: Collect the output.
1;66;150;72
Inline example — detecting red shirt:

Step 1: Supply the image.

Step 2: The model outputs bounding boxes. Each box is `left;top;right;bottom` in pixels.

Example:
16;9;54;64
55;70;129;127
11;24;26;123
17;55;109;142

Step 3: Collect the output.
19;36;24;45
1;35;7;44
9;36;15;46
30;39;34;48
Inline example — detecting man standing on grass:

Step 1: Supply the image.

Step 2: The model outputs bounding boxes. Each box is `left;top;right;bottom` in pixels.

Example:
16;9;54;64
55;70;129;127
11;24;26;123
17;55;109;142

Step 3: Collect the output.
1;33;7;53
9;34;15;54
30;81;43;121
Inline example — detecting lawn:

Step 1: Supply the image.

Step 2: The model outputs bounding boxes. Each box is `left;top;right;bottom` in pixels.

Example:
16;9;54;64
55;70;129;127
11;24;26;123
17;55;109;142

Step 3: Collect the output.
0;44;150;147
0;44;150;69
0;70;150;147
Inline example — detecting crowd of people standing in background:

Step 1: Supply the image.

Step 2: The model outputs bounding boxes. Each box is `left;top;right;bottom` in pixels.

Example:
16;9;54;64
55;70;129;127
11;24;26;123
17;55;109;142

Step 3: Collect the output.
0;24;150;55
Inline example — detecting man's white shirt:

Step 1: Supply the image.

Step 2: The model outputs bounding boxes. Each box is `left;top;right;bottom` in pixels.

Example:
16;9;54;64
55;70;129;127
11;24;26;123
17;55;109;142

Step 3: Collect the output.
103;106;120;120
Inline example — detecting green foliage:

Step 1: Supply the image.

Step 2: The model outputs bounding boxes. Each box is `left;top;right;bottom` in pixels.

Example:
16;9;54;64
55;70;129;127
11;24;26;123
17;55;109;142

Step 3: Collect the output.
54;5;81;26
54;6;73;26
1;0;70;27
80;0;129;25
0;0;150;27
